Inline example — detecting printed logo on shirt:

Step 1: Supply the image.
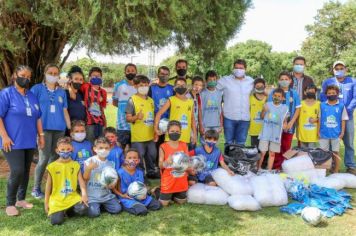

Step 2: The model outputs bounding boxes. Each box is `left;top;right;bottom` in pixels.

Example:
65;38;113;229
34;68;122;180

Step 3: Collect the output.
253;111;263;123
60;179;74;196
325;115;338;128
159;98;167;108
58;96;63;103
303;118;316;130
180;114;188;129
144;112;154;126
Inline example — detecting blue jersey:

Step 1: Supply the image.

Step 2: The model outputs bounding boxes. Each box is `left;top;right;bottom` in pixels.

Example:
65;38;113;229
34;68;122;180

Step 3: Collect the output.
107;146;124;173
31;83;68;131
193;146;222;182
71;140;93;173
0;86;41;149
117;168;152;208
149;84;174;118
320;101;346;139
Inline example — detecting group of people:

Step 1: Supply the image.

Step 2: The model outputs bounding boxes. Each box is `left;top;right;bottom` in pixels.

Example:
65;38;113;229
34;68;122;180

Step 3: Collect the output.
0;56;355;225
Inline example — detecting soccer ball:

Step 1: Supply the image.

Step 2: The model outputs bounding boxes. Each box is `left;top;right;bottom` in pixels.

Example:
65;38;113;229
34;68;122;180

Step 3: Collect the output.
158;118;169;134
301;207;322;226
190;155;206;172
100;166;118;188
127;181;148;200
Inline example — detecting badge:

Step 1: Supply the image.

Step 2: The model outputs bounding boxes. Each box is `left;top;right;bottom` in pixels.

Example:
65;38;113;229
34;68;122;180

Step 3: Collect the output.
26;107;32;117
50;104;56;113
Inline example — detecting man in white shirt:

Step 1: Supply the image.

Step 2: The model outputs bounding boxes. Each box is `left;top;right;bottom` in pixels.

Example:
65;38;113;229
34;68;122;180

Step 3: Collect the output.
217;59;254;146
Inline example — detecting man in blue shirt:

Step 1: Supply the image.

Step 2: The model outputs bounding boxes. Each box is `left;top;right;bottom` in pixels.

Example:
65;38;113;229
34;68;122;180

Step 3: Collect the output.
320;61;356;175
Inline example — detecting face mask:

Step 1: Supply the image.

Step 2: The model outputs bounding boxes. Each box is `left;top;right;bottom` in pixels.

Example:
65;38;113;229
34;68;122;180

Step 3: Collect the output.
137;86;149;96
175;86;188;95
278;80;290;88
72;82;82;90
306;92;316;99
334;70;345;78
255;87;265;94
176;69;187;77
168;132;181;141
126;73;136;81
124;159;138;168
90;77;102;86
46;74;59;84
72;132;86;142
159;76;169;83
233;69;245;78
327;95;338;101
58;151;72;159
273;97;281;104
207;81;217;88
293;65;304;73
205;141;216;148
16;77;30;88
96;149;110;158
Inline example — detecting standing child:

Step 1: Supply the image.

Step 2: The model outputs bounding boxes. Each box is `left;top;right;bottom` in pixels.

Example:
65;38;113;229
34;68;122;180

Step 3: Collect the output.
44;137;88;225
258;88;288;170
319;85;348;172
188;130;234;186
126;75;159;179
248;78;267;148
70;120;93;173
159;121;189;206
83;137;122;217
104;127;124;173
114;148;162;215
297;85;320;148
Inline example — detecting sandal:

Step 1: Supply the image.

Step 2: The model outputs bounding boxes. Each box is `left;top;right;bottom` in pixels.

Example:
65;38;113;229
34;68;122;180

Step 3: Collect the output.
6;206;19;216
16;200;34;209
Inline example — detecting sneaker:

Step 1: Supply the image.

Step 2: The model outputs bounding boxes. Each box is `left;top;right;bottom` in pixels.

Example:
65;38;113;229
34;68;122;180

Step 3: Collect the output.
16;200;33;209
346;167;356;175
5;206;19;216
31;188;44;199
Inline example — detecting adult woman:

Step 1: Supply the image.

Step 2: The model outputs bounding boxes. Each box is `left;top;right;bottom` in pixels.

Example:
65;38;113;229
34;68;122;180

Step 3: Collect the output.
31;64;71;199
66;65;86;123
0;65;44;216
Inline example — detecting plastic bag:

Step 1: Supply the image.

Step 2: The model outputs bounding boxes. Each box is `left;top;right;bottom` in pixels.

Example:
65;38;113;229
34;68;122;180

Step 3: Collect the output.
204;186;229;205
228;195;261;211
280;202;306;214
282;155;315;173
267;174;288;206
328;173;356;188
250;176;273;207
187;183;206;204
211;168;253;195
311;177;345;190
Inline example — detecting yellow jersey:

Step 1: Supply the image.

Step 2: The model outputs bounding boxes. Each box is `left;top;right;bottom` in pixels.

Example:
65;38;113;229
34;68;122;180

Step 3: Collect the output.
298;100;320;142
130;94;155;142
46;160;81;215
248;94;266;136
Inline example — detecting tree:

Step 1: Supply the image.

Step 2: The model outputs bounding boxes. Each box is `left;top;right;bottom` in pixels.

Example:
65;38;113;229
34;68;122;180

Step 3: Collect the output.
0;0;251;88
301;0;356;84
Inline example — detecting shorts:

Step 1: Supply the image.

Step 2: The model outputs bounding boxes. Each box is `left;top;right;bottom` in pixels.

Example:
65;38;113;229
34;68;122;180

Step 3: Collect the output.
319;139;340;152
159;191;187;201
117;130;131;147
300;142;317;148
258;140;280;153
188;174;215;184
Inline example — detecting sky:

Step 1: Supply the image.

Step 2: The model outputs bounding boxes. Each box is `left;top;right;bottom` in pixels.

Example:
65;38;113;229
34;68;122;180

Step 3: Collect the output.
63;0;344;66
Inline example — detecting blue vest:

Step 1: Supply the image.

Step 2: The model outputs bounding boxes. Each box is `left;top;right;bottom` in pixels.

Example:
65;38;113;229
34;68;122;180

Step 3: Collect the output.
71;140;93;173
320;102;345;139
150;84;174;119
194;146;221;182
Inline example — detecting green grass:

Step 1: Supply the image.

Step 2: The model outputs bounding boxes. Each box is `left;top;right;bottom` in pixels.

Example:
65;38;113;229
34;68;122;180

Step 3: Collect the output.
0;106;355;235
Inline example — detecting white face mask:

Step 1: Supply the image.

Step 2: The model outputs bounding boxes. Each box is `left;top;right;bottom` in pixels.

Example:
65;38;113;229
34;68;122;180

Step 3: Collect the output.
72;132;86;142
137;86;149;96
46;74;59;84
95;149;110;158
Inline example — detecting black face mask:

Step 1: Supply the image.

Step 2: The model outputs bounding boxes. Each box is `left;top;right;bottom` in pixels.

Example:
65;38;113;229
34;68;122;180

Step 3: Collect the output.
159;76;169;83
16;77;30;89
168;132;181;141
327;95;338;101
72;82;82;90
175;87;187;95
176;69;187;77
306;92;316;99
126;73;136;81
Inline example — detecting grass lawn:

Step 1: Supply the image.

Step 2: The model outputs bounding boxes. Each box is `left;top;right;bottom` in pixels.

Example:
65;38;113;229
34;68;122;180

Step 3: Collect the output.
0;105;355;235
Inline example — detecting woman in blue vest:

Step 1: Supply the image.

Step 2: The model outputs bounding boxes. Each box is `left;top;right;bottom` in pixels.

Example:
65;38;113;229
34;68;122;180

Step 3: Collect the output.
30;64;71;199
0;65;44;216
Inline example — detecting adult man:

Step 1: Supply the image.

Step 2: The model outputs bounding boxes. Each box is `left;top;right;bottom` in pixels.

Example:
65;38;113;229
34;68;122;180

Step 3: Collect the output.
320;61;356;175
168;59;191;85
217;59;254;146
112;63;137;150
290;56;314;100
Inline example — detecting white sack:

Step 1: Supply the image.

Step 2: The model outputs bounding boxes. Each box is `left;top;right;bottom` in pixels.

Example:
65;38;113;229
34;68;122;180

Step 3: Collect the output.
328;173;356;188
282;155;314;173
250;176;273;207
228;195;261;211
211;168;253;195
267;174;288;206
204;186;229;205
311;177;345;190
187;183;206;204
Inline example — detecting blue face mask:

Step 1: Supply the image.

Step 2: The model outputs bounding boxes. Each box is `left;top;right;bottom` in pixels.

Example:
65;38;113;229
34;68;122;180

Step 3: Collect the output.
233;69;245;78
293;64;304;73
90;77;102;85
334;70;345;78
58;151;72;159
205;141;216;148
279;80;290;88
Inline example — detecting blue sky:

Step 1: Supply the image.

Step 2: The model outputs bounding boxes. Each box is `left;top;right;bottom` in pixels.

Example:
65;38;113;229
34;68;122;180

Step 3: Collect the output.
65;0;345;65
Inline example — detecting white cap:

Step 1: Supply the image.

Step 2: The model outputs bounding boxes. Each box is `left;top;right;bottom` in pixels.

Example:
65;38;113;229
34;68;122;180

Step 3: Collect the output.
333;60;345;68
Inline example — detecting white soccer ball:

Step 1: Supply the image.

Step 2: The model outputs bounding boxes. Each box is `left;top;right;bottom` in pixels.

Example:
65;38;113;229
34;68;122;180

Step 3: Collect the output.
127;181;148;200
301;207;322;226
191;155;207;172
100;166;118;188
158;118;169;133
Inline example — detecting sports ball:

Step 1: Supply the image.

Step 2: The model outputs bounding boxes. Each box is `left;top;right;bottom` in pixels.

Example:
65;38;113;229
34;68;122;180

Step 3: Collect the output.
100;166;118;187
158;118;169;134
127;181;148;200
301;207;322;226
191;155;207;172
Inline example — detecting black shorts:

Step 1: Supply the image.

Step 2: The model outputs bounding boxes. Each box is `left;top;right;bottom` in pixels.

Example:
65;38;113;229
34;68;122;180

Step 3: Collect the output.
188;174;215;184
159;191;187;201
117;130;131;147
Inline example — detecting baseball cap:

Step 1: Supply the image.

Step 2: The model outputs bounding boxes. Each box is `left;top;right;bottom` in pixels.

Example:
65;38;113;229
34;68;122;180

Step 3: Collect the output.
333;60;346;68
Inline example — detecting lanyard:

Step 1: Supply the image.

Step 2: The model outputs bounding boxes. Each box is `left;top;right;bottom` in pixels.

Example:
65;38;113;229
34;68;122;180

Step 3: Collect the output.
43;83;56;104
23;95;30;108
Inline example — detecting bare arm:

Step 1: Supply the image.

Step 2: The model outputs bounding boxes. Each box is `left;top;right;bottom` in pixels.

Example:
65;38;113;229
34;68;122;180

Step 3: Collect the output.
154;100;171;135
289;107;300;126
63;108;71;130
260;105;268;120
158;147;165;169
0;118;13;152
78;171;88;206
191;109;197;144
219;159;234;176
340;120;346;139
44;173;52;215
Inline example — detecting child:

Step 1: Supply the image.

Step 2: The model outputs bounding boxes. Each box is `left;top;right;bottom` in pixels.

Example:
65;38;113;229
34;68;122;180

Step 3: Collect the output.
104;127;124;173
81;67;107;143
258;88;288;170
114;148;162;215
199;71;223;141
70;120;93;173
248;78;267;148
155;78;197;147
319;85;348;172
267;71;301;169
44;137;88;225
83;137;122;217
188;130;234;186
297;85;320;148
126;75;159;178
159;120;189;206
